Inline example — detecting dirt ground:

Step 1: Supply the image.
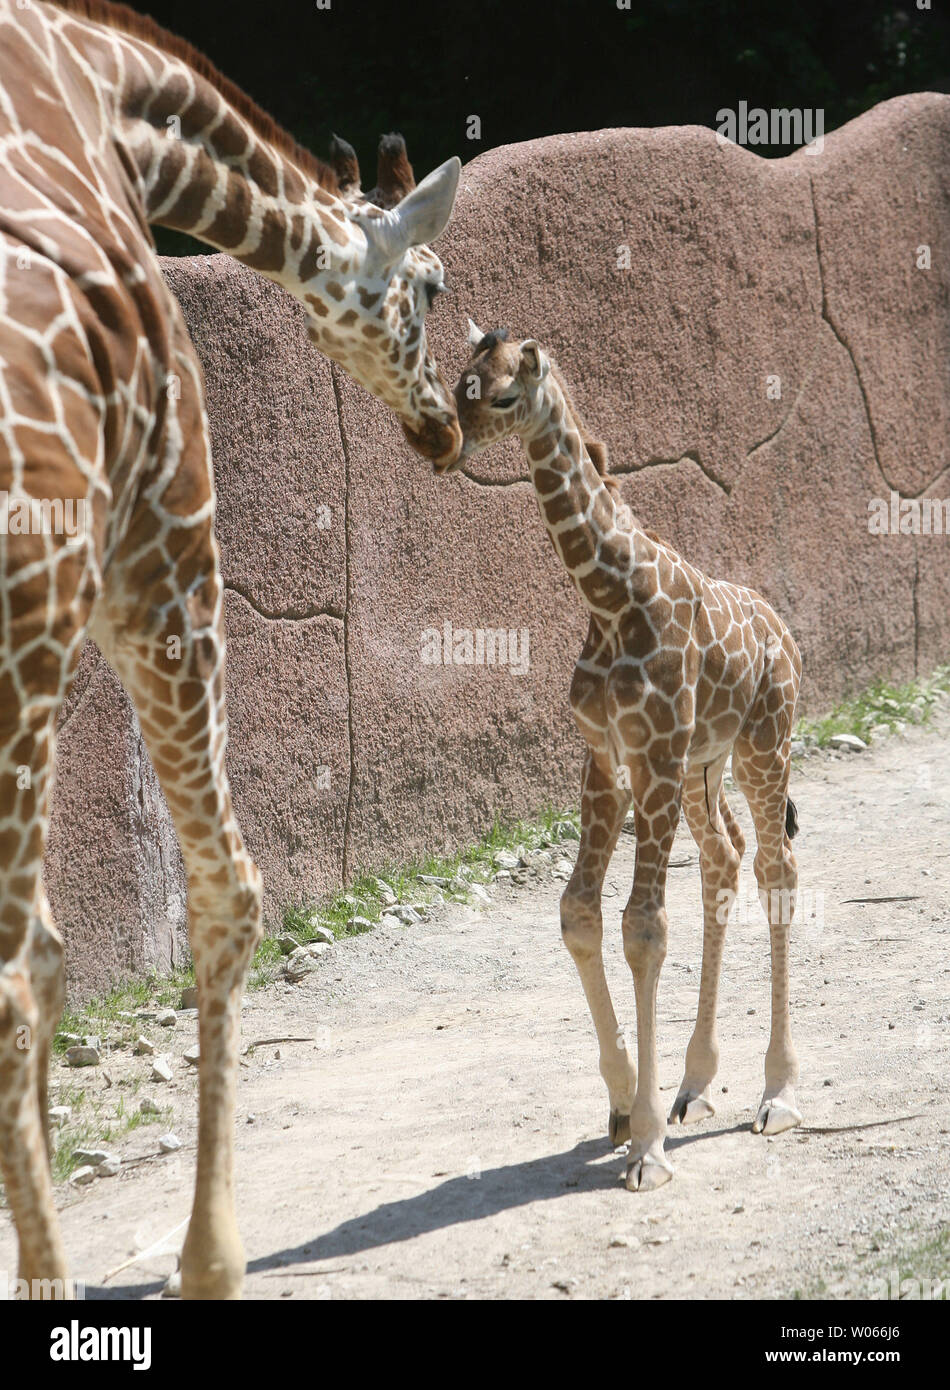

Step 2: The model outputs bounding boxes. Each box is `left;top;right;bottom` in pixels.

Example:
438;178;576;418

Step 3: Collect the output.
3;712;949;1301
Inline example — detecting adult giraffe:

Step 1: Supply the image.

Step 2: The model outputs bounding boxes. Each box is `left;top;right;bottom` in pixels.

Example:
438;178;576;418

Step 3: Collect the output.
0;0;461;1299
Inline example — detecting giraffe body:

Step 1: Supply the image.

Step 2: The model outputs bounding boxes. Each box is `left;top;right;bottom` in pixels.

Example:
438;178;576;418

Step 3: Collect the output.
453;324;803;1188
0;0;461;1297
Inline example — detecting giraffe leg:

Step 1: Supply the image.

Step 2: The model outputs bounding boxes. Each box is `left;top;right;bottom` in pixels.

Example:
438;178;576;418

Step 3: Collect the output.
0;500;93;1297
0;719;70;1296
26;890;66;1161
733;737;802;1136
100;577;262;1299
668;756;741;1125
621;766;682;1191
560;754;635;1147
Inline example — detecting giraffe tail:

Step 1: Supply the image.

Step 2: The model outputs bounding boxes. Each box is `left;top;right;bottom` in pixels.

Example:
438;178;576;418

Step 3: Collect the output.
785;796;799;840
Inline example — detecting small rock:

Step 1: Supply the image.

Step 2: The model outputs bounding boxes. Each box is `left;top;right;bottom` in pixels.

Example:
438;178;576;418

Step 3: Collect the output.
156;1008;177;1028
553;859;574;880
73;1147;114;1166
869;723;890;741
139;1096;161;1115
70;1165;95;1187
469;884;491;905
823;1078;834;1087
277;934;299;955
48;1105;71;1129
96;1157;121;1178
387;905;420;925
247;1113;256;1125
178;987;199;1010
373;879;397;905
151;1055;174;1083
494;870;512;883
347;914;377;933
609;1233;639;1248
183;1045;200;1067
828;733;867;753
492;849;519;871
162;1271;182;1299
134;1036;155;1056
378;913;402;930
789;739;806;757
307;923;335;946
158;1132;181;1153
66;1045;100;1068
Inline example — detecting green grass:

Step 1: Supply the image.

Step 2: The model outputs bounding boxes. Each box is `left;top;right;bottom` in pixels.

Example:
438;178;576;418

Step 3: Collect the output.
795;664;950;748
49;805;579;1038
790;1223;950;1301
52;966;195;1057
48;1090;172;1184
247;805;580;989
863;1224;950;1297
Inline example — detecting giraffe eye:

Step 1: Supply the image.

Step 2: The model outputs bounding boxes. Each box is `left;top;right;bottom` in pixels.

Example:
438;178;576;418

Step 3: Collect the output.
492;394;518;409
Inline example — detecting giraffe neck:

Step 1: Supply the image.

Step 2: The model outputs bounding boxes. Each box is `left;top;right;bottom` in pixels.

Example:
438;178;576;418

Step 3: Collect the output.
522;379;650;618
71;15;366;293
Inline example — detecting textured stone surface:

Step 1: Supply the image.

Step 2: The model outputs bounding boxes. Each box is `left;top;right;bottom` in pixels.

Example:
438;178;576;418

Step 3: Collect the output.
44;95;950;997
47;644;186;1000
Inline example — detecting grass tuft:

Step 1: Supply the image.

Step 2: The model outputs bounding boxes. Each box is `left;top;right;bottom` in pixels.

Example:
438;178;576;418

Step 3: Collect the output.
795;664;950;748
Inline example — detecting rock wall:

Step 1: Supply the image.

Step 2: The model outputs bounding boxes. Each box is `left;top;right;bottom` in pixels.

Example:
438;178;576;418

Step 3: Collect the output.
47;95;950;998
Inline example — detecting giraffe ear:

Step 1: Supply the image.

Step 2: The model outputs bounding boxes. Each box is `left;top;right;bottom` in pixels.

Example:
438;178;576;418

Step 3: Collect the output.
467;317;486;351
350;156;461;270
519;340;550;384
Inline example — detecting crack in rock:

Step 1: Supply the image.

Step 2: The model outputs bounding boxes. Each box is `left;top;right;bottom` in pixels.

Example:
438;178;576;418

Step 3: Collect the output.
223;582;344;624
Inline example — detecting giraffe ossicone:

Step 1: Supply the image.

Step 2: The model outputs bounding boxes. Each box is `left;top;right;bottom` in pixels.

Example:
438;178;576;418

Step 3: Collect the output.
451;327;804;1190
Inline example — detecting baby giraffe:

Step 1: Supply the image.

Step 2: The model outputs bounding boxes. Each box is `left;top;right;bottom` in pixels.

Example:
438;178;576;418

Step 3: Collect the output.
446;321;804;1190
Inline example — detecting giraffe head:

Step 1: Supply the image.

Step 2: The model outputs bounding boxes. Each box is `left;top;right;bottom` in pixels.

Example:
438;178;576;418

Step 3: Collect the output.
304;151;463;468
444;319;552;471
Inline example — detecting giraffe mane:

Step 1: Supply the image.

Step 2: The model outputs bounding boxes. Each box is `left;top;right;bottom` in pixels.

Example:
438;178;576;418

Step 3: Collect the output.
48;0;340;194
546;359;620;497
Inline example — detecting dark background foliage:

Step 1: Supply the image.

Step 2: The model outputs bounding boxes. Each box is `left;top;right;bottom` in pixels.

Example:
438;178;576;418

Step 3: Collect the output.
125;0;950;254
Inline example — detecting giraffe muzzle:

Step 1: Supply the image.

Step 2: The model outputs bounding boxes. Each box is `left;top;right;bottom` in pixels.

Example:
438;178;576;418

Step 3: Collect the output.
402;416;463;471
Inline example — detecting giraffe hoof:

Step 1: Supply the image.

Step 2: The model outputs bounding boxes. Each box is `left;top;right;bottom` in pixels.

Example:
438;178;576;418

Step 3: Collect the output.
752;1096;802;1135
668;1089;716;1125
625;1149;673;1192
608;1109;631;1148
